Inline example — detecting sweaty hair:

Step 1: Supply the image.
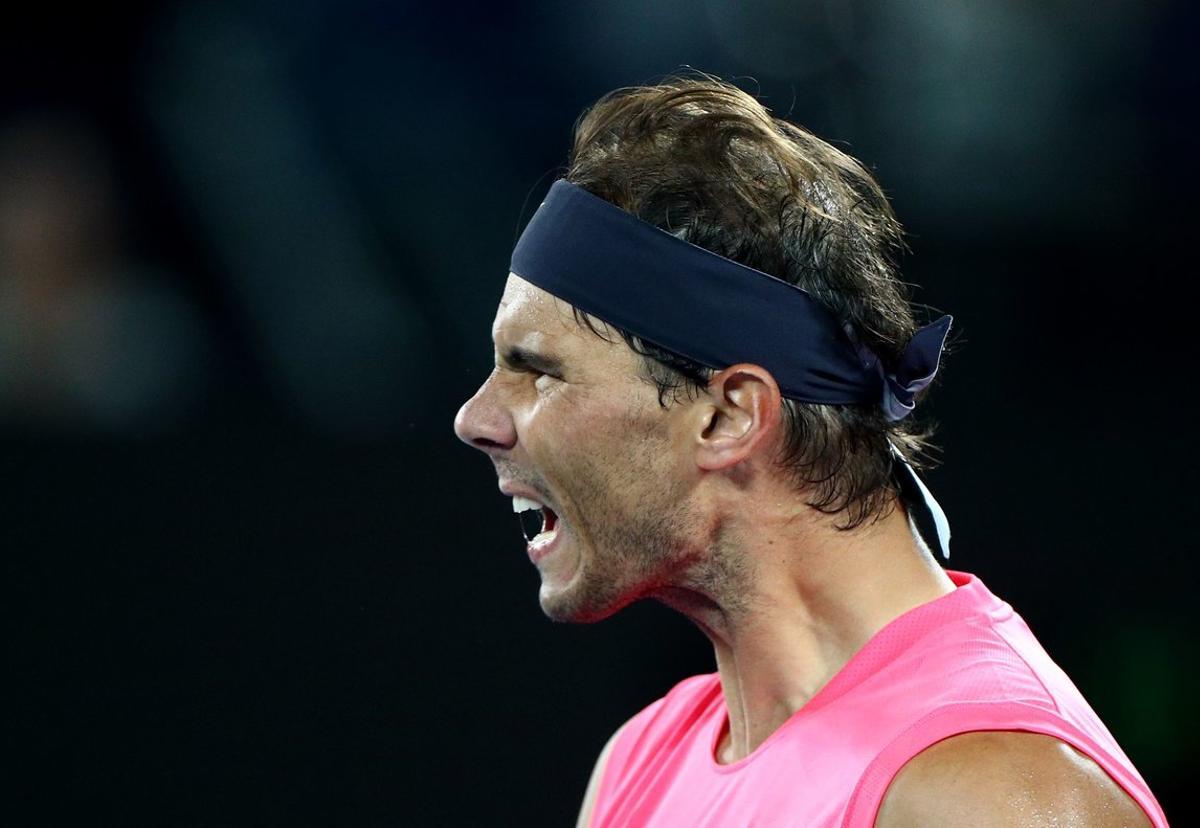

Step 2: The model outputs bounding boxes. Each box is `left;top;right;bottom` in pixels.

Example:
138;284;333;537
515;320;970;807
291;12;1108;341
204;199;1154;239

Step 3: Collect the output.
562;73;941;530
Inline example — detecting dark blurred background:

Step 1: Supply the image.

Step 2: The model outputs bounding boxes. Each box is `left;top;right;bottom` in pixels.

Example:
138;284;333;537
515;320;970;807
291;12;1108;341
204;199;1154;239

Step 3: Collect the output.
5;1;1195;825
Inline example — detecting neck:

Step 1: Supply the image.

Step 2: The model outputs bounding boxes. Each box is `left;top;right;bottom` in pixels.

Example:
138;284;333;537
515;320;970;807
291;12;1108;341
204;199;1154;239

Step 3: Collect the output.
650;493;955;765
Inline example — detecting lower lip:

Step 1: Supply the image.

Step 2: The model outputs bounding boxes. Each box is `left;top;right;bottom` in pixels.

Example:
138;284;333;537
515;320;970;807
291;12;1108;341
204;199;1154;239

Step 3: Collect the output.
527;525;562;564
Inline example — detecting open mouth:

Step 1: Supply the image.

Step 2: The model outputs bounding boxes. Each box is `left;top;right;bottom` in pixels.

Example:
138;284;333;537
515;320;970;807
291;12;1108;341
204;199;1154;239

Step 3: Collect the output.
513;496;559;544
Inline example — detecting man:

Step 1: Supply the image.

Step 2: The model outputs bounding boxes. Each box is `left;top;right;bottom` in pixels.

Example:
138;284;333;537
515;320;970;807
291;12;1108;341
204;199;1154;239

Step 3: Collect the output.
453;76;1167;827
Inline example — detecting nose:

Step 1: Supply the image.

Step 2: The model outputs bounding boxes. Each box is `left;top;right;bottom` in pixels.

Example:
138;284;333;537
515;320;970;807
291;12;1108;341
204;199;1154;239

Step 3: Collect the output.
453;371;517;452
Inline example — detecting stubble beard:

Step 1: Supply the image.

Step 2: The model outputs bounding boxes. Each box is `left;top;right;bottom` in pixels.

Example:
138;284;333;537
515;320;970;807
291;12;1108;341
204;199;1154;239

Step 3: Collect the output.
542;503;693;623
539;438;697;624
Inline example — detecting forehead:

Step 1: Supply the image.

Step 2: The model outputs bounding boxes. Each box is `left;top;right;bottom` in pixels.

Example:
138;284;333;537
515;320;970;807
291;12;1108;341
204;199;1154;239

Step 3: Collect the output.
492;274;594;351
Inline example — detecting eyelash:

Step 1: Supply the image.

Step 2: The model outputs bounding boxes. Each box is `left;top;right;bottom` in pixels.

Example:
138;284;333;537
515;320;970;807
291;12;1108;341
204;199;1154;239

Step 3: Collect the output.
497;362;558;383
532;367;565;386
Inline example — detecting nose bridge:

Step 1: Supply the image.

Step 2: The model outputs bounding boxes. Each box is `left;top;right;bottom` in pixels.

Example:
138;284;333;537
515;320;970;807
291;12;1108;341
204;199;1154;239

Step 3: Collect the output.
454;369;516;450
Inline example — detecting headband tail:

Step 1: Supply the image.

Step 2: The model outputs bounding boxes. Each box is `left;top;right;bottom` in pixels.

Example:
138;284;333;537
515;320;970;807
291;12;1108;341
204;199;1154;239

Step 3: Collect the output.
890;445;952;560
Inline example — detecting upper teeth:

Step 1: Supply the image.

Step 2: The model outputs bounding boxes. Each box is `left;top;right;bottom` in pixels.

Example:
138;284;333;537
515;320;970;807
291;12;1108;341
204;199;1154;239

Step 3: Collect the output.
512;495;543;514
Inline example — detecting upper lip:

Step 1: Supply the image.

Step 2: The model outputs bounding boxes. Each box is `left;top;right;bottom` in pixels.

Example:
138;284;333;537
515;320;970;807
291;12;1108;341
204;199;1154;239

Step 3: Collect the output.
498;481;553;509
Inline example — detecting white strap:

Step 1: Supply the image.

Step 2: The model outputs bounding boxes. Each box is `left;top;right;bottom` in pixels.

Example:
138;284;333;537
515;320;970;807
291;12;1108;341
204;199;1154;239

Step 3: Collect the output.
890;443;952;560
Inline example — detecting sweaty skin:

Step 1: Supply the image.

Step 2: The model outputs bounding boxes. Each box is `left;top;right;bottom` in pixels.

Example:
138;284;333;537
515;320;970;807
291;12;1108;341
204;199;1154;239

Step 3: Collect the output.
457;275;700;623
457;273;955;753
455;274;1152;827
875;731;1154;827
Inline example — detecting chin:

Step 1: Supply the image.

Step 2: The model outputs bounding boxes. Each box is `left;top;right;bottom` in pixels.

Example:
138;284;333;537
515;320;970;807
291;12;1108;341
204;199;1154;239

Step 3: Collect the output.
538;570;639;624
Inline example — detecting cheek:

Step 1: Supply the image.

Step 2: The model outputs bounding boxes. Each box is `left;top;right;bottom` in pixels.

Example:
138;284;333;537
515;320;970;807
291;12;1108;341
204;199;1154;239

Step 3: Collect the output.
527;384;604;440
524;379;669;480
510;383;569;441
585;413;671;497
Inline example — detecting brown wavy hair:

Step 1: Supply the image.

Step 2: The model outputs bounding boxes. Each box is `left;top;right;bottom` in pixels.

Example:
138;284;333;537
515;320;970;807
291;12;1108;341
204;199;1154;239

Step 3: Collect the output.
562;73;944;530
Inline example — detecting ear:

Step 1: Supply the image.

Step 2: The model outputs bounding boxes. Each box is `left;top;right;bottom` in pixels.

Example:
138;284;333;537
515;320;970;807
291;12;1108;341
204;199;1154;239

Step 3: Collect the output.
692;364;783;472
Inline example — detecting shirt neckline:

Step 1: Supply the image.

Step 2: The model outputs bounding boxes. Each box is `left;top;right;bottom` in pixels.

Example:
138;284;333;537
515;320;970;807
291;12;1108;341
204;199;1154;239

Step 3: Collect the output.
707;569;993;773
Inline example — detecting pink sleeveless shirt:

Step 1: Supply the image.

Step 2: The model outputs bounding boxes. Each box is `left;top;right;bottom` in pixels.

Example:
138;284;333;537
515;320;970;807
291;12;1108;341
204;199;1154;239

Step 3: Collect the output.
591;570;1168;827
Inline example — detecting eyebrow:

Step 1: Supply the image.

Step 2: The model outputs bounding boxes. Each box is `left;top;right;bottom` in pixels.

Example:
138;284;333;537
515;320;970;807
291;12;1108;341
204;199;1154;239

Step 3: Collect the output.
498;345;565;375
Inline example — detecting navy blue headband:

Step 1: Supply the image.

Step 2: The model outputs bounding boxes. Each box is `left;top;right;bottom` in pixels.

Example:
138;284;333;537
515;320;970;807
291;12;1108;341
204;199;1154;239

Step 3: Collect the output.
510;179;953;558
511;180;951;420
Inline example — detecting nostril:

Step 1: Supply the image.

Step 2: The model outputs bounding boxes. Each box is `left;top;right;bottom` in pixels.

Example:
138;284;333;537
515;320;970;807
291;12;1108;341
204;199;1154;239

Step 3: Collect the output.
472;436;507;451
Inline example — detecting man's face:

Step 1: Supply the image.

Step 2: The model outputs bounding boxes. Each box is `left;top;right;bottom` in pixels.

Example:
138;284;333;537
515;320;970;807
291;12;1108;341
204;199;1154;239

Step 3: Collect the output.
454;274;700;622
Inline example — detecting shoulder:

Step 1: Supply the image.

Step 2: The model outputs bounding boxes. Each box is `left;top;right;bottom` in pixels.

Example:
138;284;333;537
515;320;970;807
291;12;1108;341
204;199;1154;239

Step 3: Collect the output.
576;674;719;828
875;731;1153;828
628;672;720;733
663;671;721;701
575;717;631;828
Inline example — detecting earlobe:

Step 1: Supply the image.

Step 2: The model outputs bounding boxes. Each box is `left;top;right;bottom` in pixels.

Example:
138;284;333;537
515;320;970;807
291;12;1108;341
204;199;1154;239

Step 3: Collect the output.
694;365;782;472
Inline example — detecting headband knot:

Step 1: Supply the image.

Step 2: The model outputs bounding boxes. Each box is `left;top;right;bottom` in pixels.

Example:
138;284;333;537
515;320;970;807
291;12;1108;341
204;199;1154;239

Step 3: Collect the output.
878;315;953;422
